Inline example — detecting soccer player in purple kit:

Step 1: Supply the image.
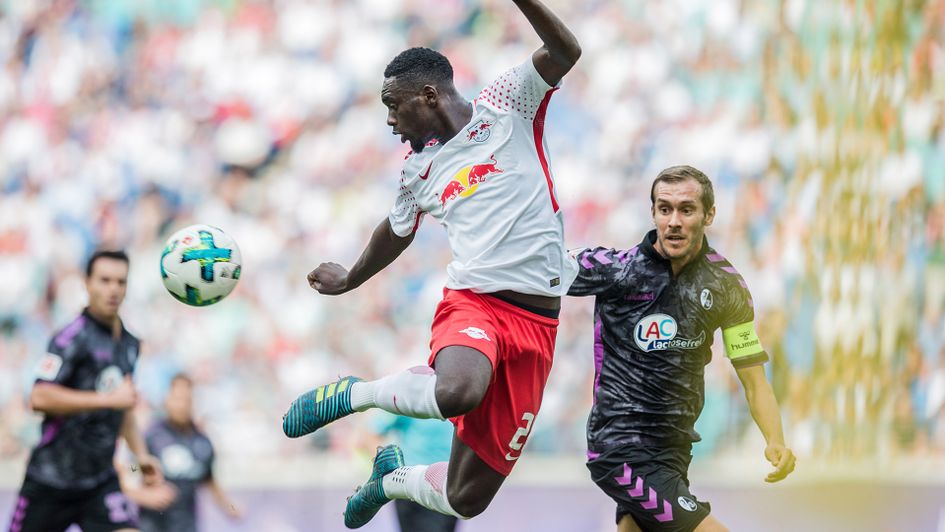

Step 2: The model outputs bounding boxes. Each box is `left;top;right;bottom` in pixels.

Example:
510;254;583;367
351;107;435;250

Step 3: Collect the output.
8;251;160;532
569;166;796;532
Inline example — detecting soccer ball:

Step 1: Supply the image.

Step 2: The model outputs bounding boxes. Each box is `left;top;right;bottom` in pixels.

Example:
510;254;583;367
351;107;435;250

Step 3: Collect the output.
160;224;242;306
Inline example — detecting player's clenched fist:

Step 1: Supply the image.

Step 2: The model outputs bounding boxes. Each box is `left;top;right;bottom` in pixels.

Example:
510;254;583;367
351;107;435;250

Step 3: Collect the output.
307;262;350;295
106;376;138;410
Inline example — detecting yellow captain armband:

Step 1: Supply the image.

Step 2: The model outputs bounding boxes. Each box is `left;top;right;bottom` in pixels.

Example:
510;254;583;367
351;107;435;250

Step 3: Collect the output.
722;321;764;360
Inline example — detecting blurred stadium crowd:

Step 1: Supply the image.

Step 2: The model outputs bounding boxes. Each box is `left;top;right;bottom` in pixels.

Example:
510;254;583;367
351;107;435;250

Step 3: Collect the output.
1;0;943;471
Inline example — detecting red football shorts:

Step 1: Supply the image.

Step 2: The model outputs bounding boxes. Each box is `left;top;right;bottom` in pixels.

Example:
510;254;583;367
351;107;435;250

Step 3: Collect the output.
428;288;558;476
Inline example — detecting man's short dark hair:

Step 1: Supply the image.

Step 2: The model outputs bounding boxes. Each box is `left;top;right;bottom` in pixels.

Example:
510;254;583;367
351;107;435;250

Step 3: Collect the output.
384;47;453;90
86;250;130;277
650;165;715;215
170;372;193;388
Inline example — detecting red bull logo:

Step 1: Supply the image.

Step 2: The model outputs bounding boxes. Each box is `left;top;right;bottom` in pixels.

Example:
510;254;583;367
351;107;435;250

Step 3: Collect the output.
466;120;493;142
439;155;503;207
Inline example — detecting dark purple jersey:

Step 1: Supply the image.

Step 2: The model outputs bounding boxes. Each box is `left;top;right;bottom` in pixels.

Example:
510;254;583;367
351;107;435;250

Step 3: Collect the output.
138;420;215;532
569;230;767;452
26;309;140;490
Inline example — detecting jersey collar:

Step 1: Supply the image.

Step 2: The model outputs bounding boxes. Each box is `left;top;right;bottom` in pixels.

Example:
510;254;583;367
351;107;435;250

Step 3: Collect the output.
82;308;127;337
639;229;711;273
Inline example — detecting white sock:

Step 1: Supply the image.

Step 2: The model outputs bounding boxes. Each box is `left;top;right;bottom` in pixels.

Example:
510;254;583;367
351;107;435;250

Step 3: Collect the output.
349;366;444;420
382;463;467;519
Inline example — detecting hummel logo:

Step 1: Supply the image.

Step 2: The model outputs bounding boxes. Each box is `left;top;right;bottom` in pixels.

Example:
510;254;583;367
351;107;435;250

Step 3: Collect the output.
419;162;432;180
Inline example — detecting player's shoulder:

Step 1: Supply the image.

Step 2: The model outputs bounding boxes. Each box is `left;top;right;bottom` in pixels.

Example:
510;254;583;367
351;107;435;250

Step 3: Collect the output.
49;313;92;351
701;247;749;291
124;326;142;346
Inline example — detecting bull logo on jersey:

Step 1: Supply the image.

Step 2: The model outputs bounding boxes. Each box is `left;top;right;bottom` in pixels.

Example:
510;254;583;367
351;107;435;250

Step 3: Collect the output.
439;155;503;207
466;120;493;142
634;314;705;352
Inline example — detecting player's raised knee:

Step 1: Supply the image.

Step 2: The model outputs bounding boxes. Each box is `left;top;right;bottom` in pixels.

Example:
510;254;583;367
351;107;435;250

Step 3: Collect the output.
446;486;491;518
434;382;485;418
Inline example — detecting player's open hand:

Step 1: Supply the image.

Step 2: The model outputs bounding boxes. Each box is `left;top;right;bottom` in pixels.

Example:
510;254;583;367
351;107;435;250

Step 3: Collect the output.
763;443;795;482
106;376;138;410
307;262;350;295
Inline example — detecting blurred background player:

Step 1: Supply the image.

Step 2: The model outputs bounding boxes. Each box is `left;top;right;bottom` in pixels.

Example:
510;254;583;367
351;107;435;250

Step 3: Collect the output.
569;167;796;532
118;373;241;532
7;250;159;532
368;414;457;532
282;0;581;527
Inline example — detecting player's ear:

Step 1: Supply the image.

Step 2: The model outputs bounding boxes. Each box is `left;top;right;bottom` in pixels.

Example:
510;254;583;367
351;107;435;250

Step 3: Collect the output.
704;205;716;227
421;85;438;107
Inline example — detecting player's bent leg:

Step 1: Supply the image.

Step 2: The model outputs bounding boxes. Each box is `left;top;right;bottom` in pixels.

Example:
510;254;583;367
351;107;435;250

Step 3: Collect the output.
282;376;362;438
342;345;491;423
443;433;505;518
431;346;492;418
377;433;504;523
618;514;644;532
344;444;406;529
693;515;729;532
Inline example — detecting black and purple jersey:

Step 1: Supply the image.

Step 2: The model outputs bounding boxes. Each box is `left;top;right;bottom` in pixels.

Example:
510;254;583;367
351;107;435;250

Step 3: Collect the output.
569;230;767;453
138;420;215;532
26;309;140;490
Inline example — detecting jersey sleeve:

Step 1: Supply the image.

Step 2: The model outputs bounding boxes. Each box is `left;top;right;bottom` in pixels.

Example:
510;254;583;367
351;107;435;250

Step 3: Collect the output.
719;277;768;368
204;438;215;482
36;327;86;385
476;58;557;120
568;247;628;297
388;172;425;237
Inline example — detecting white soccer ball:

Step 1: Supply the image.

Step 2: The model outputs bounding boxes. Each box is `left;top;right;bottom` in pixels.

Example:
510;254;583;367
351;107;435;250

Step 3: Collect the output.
160;224;242;307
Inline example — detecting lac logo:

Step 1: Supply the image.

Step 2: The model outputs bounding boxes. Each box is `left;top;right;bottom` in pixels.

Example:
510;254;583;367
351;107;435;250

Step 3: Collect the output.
634;314;706;352
634;314;678;351
700;288;713;310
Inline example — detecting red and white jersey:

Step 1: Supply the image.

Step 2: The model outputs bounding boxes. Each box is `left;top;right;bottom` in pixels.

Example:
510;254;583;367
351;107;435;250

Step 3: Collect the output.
389;59;577;297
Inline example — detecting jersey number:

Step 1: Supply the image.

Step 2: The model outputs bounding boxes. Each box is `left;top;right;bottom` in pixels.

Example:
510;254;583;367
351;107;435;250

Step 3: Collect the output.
505;412;535;461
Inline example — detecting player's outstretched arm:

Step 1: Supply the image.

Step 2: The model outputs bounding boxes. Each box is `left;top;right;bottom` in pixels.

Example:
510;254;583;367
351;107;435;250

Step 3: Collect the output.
512;0;582;86
307;217;414;295
120;408;163;485
735;364;796;483
30;375;137;415
115;457;177;511
205;477;243;520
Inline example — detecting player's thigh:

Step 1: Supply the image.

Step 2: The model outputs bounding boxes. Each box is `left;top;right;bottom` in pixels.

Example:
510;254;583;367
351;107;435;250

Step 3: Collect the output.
9;481;77;532
588;455;710;532
693;514;729;532
445;433;506;515
618;514;644;532
76;479;138;532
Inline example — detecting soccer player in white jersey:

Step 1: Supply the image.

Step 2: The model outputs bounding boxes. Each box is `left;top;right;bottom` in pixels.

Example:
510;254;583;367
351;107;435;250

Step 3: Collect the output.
282;1;580;528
